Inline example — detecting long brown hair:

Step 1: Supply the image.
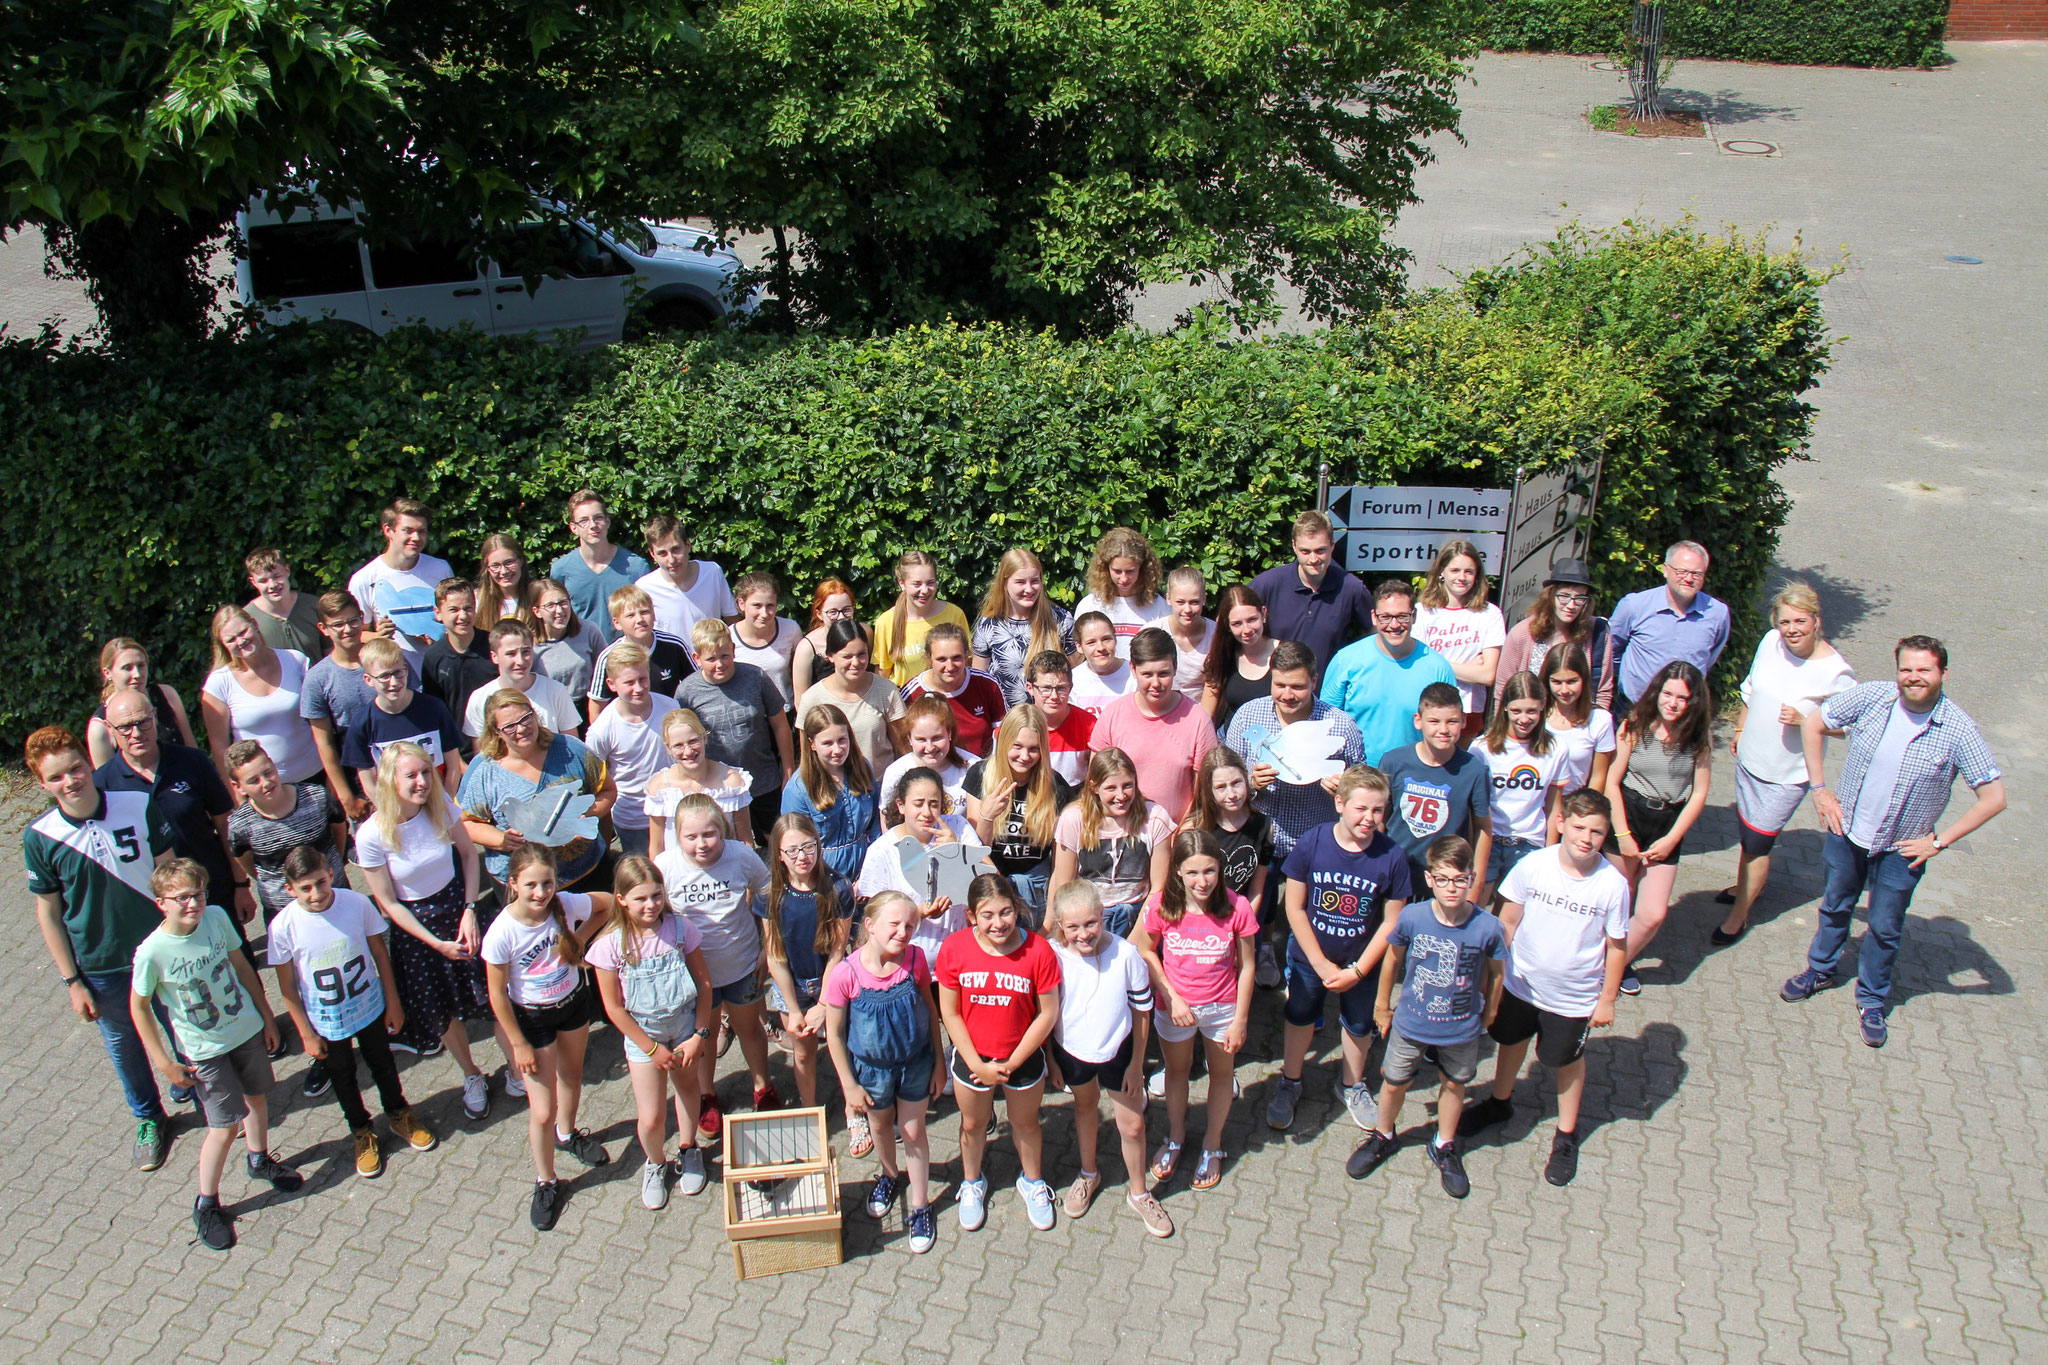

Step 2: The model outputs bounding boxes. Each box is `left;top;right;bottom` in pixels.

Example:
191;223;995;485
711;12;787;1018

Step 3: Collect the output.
1077;746;1145;848
1417;538;1492;611
474;533;539;633
978;547;1066;662
505;843;585;968
1185;745;1254;834
1622;661;1713;759
1526;583;1597;645
984;704;1060;846
1086;527;1160;606
796;703;874;810
1482;671;1554;756
601;855;677;969
1539;642;1594;727
1157;828;1228;926
762;813;848;968
1201;585;1268;693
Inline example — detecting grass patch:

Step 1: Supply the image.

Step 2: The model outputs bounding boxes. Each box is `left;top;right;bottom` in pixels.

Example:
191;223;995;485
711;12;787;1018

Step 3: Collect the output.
1589;103;1620;130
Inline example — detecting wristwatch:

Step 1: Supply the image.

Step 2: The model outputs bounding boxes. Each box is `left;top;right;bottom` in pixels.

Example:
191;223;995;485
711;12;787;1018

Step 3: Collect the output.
232;879;250;889
693;1026;714;1041
62;972;83;987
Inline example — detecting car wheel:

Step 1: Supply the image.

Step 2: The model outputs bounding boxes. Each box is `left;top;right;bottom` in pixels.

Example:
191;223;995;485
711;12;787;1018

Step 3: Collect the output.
631;297;718;338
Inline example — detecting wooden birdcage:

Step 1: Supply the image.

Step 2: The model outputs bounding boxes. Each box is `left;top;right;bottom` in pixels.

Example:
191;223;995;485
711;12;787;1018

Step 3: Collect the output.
721;1106;842;1279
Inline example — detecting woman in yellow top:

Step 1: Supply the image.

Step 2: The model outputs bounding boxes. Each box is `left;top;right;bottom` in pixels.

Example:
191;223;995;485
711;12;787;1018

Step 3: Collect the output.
870;550;969;688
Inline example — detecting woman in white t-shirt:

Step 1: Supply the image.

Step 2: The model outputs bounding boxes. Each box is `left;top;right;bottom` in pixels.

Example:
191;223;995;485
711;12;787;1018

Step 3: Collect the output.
356;742;501;1111
200;605;323;786
1540;642;1617;794
1412;539;1506;742
481;844;615;1231
1162;566;1216;703
856;768;989;965
1046;880;1167;1235
1476;673;1568;904
878;695;977;820
1075;527;1171;661
1715;584;1856;944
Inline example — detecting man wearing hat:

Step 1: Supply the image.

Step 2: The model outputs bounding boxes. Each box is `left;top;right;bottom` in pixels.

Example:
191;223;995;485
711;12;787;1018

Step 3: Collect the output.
1497;559;1615;710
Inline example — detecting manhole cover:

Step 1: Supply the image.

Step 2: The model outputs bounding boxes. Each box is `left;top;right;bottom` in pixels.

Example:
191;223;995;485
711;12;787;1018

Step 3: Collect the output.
1944;255;1983;265
1723;139;1778;155
1590;60;1621;71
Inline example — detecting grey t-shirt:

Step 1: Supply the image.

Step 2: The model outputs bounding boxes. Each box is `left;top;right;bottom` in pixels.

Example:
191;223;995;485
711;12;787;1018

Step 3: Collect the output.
674;664;783;797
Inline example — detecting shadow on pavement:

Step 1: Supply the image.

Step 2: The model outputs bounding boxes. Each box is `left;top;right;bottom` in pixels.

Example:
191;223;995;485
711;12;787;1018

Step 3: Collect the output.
1852;913;2016;1010
1664;88;1797;125
1767;562;1885;639
1459;1020;1689;1153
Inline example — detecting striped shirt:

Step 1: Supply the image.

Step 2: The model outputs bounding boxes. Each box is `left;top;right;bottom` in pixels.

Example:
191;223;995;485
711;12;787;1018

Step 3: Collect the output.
1823;683;2000;853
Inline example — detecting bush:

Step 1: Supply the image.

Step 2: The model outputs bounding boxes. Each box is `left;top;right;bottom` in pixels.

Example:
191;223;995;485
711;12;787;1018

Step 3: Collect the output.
0;223;1830;746
1482;1;1949;69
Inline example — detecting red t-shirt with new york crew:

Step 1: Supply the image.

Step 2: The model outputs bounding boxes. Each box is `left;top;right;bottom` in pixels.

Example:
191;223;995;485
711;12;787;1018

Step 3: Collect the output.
935;929;1062;1060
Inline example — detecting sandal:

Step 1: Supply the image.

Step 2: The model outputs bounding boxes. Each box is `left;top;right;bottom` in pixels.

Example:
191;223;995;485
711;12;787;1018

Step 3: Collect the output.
847;1112;873;1159
1149;1140;1183;1183
1191;1149;1224;1190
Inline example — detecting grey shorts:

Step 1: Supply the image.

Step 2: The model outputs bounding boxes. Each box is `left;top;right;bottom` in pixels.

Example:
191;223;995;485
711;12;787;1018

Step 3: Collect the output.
191;1033;276;1128
1381;1028;1482;1087
1735;763;1808;838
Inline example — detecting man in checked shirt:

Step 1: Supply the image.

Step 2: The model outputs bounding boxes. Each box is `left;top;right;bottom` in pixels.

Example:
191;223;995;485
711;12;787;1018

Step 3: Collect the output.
1779;635;2006;1049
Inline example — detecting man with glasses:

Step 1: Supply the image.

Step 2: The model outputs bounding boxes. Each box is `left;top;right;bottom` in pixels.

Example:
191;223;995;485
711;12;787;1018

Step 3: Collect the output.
550;489;651;645
96;689;250;928
1607;540;1730;710
1319;580;1458;763
1023;651;1096;786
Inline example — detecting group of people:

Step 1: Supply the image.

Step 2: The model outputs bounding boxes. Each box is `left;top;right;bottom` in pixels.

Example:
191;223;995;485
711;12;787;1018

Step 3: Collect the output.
26;494;2005;1256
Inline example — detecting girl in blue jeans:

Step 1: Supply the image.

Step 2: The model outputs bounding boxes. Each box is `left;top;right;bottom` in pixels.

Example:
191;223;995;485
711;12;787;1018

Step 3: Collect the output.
824;891;944;1254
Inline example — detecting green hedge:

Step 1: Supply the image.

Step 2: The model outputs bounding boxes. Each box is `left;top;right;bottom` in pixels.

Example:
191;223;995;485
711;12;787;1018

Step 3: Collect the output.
1482;1;1949;69
0;222;1830;746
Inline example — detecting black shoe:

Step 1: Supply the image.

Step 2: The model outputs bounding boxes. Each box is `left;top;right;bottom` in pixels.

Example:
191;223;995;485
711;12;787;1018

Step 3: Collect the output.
1428;1139;1471;1198
1709;923;1748;947
530;1179;565;1231
555;1128;611;1167
266;1032;292;1061
1457;1094;1514;1138
247;1151;305;1192
300;1060;332;1100
1713;888;1736;905
1544;1130;1580;1186
1345;1131;1396;1180
193;1198;234;1251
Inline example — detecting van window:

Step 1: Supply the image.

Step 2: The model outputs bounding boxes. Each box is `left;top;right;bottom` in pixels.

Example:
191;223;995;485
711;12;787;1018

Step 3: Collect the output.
247;222;364;298
498;222;632;280
367;237;479;289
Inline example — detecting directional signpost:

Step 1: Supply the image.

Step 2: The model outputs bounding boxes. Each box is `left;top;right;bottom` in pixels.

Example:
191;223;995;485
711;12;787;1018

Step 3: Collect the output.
1323;485;1511;575
1499;457;1604;621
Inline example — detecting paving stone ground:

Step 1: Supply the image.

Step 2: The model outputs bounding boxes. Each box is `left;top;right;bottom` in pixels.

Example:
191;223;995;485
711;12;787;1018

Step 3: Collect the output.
3;43;2046;1365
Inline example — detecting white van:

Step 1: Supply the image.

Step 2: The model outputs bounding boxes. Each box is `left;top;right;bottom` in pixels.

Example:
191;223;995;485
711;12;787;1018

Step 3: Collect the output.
234;197;754;345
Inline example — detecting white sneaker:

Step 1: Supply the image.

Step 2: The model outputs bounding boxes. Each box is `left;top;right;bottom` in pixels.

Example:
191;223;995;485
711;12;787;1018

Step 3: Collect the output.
640;1160;670;1211
958;1176;989;1232
503;1067;527;1098
1146;1069;1166;1099
1017;1176;1056;1232
675;1147;708;1196
461;1072;490;1119
1255;942;1283;990
1343;1081;1376;1131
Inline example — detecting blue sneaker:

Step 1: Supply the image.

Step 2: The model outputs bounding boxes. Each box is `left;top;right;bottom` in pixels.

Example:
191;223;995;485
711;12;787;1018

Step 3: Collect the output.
865;1172;900;1220
958;1175;988;1232
1780;968;1836;1003
1859;1009;1888;1048
906;1203;937;1254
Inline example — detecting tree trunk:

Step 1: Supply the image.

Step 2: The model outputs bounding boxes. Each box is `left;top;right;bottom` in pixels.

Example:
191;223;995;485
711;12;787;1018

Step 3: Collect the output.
1625;3;1666;122
41;209;231;348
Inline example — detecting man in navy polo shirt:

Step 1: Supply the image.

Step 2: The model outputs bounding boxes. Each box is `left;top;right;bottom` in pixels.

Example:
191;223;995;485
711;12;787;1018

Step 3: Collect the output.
1248;509;1375;680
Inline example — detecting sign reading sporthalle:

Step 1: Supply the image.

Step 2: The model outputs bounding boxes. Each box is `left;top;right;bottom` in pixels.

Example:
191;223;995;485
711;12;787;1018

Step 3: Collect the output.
1325;485;1511;572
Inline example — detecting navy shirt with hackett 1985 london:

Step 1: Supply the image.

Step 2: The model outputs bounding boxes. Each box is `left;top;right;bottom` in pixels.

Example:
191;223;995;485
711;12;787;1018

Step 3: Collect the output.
1279;822;1413;965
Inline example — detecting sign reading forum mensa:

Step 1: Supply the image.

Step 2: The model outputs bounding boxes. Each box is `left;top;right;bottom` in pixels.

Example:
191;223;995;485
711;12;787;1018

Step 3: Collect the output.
1326;485;1510;573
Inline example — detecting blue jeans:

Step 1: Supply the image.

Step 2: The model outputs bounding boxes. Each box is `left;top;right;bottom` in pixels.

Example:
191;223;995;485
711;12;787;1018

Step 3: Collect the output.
83;969;167;1121
1005;864;1050;931
1805;832;1927;1012
615;823;650;859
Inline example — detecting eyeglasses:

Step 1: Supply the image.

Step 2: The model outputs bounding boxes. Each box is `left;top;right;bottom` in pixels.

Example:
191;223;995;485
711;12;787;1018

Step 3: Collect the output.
782;840;822;858
1028;682;1071;696
366;670;407;685
821;607;856;620
497;713;539;732
1428;873;1475;887
161;890;204;905
1553;592;1591;606
1375;612;1416;626
108;717;155;735
570;513;609;528
1664;565;1706;582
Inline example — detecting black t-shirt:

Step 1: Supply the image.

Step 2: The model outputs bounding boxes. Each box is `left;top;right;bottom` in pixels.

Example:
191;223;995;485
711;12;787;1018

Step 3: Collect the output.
1207;810;1276;899
592;633;695;704
963;760;1077;874
95;744;236;897
1214;667;1273;734
421;635;499;747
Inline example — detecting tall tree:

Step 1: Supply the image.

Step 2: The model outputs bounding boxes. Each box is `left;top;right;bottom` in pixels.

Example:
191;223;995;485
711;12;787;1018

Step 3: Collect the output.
580;0;1478;335
0;0;696;345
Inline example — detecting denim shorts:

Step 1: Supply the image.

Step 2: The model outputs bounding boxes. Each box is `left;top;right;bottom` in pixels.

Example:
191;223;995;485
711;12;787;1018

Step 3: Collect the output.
1487;836;1545;886
766;976;821;1016
852;1051;935;1110
1283;952;1378;1037
709;973;764;1008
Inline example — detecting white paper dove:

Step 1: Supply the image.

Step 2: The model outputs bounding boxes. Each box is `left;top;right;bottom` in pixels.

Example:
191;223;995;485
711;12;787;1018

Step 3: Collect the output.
1257;719;1348;786
501;786;601;847
897;835;994;905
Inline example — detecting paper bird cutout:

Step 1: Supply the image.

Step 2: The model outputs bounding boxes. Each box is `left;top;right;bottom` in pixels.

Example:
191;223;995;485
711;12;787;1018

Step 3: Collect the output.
1257;719;1349;786
896;835;994;905
501;786;601;847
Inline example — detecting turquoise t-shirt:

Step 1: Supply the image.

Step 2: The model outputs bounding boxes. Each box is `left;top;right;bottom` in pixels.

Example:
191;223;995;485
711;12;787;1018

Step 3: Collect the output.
132;904;263;1060
1318;637;1457;764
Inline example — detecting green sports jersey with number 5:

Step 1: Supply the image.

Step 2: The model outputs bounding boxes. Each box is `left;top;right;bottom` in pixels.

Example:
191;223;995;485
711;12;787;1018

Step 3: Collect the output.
132;904;263;1060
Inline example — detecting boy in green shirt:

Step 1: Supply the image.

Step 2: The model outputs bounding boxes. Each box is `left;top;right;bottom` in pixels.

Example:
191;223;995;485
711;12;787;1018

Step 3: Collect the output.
131;859;304;1250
